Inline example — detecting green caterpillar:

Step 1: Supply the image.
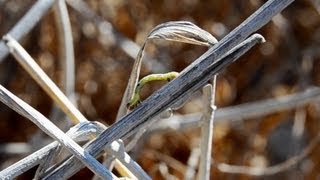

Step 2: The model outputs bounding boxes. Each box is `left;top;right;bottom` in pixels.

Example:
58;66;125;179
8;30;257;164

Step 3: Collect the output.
127;71;179;110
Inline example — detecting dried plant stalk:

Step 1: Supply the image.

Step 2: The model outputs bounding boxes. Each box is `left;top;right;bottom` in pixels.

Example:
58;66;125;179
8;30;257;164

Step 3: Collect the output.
0;85;115;179
197;79;216;180
3;35;86;124
0;0;55;61
117;21;217;119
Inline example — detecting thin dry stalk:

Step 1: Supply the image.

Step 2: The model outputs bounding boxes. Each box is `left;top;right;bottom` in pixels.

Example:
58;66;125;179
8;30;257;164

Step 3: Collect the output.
152;87;320;132
54;0;75;101
0;140;60;178
34;143;62;179
90;124;151;180
0;85;115;179
0;0;55;61
197;77;217;180
0;122;109;178
3;35;86;124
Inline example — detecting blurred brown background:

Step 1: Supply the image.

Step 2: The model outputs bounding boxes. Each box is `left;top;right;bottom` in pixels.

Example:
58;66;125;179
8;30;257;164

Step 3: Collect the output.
1;0;320;179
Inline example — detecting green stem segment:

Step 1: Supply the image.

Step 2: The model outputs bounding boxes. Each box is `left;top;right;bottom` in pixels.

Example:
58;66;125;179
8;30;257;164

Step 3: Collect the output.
127;71;179;109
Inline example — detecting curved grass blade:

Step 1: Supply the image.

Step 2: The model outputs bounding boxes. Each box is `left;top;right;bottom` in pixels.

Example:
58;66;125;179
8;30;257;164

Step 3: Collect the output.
148;21;217;46
117;21;218;119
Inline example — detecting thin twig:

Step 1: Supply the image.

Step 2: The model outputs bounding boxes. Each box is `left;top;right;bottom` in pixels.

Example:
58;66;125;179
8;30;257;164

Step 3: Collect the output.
116;43;144;120
34;143;62;179
104;144;140;179
197;77;217;180
91;124;151;180
0;85;115;179
0;140;60;179
54;0;75;102
3;35;86;124
0;0;55;61
215;89;319;123
0;122;105;179
152;87;320;132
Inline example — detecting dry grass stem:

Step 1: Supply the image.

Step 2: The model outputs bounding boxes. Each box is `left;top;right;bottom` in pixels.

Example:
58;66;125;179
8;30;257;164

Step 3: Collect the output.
54;0;75;100
3;35;86;124
197;77;217;180
0;85;115;179
0;0;55;61
153;87;320;132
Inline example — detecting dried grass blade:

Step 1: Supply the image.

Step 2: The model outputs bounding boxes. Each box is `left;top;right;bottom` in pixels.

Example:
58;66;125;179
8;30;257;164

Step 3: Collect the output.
148;21;217;46
117;21;217;119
